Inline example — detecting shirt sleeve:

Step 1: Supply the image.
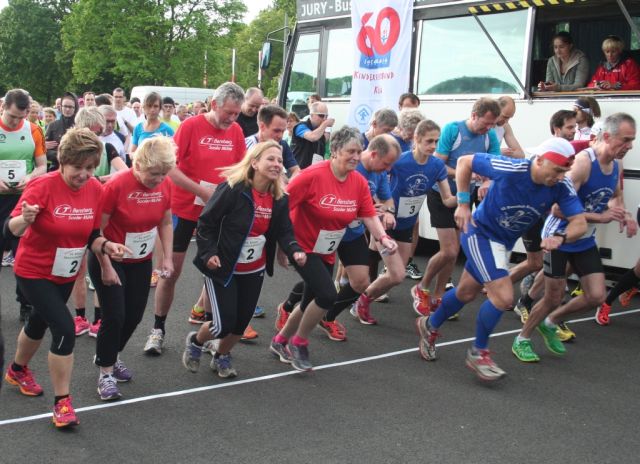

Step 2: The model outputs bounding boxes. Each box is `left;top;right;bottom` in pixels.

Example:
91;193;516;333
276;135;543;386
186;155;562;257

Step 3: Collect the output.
433;157;448;182
295;124;310;138
100;178;118;216
376;172;392;201
286;169;311;211
471;153;528;180
357;176;377;218
556;178;584;218
29;122;46;157
487;130;501;156
436;123;457;158
281;141;298;170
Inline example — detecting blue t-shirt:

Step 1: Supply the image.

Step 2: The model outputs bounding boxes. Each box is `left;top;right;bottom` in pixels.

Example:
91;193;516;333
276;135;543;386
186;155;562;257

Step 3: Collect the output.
392;133;412;154
343;162;392;242
132;122;174;147
245;134;298;171
390;151;447;231
470;153;583;249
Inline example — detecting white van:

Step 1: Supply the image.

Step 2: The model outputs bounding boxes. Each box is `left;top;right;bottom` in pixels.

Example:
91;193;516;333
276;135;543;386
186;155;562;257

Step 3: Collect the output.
130;86;214;105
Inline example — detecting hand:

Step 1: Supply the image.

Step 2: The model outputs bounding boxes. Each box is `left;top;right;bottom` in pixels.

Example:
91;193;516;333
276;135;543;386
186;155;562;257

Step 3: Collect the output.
325;118;335;128
0;180;11;193
101;265;121;286
206;255;221;270
292;251;307;267
276;247;289;268
380;236;398;255
45;140;59;150
477;180;491;202
622;218;638;238
381;211;396;230
104;241;132;262
21;202;40;224
600;206;626;224
550;204;565;219
544;82;558;91
541;235;564;252
501;147;515;156
599;80;611;90
13;178;28;192
198;183;216;204
160;256;174;279
454;204;472;233
537;81;546;91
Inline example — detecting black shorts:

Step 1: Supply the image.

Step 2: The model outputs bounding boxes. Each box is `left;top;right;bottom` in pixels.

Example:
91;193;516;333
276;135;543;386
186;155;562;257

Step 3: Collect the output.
389;226;413;243
337;234;369;266
173;217;197;253
521;218;544;253
543;245;603;278
426;190;456;229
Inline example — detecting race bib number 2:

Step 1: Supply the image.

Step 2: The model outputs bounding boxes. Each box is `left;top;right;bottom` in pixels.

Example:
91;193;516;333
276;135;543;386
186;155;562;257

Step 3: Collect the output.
125;228;157;259
313;229;346;254
238;235;267;263
51;247;86;278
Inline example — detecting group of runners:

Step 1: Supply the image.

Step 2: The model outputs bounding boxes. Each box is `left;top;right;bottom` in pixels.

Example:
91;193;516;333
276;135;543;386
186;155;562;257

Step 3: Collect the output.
0;83;638;428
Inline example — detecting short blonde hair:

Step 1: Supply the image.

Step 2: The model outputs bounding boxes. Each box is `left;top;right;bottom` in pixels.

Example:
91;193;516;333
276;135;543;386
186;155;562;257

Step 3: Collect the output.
58;127;102;168
220;140;284;200
133;136;176;173
602;35;624;53
75;107;105;131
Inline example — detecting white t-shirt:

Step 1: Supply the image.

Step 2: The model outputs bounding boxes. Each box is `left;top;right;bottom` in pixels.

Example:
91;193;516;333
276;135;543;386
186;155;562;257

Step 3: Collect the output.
117;107;139;134
101;132;126;161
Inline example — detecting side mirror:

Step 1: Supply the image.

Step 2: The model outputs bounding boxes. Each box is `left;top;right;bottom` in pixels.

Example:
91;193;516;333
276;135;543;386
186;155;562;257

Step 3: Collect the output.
260;42;272;70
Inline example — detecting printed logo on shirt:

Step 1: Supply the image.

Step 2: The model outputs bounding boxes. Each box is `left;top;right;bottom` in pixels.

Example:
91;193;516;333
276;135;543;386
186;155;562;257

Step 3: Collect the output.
53;204;95;221
497;205;540;232
127;191;164;204
404;174;429;196
254;205;272;220
199;137;235;152
319;194;358;212
583;188;613;212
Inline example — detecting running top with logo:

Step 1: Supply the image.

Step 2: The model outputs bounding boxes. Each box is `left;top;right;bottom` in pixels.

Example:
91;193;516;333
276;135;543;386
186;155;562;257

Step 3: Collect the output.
0;119;46;192
11;171;102;284
235;189;273;274
287;160;377;264
343;162;391;242
390;151;448;231
470;153;583;249
433;120;500;194
244;135;298;171
171;114;246;221
542;148;619;252
101;169;171;263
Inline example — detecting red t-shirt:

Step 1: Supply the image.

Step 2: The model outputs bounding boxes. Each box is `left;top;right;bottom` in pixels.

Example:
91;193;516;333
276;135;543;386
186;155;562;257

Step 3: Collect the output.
171;114;246;221
101;169;171;263
287;160;377;264
12;171;102;284
235;188;273;274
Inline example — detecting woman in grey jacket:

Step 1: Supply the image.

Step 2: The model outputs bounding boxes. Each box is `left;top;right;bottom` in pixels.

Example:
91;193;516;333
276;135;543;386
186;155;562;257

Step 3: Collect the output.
539;31;589;91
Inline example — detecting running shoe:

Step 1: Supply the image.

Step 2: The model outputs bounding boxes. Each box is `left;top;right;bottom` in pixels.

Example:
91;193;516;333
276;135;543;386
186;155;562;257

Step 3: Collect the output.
374;293;390;303
288;342;313;371
275;302;290;331
556;322;576;342
241;325;258;341
74;316;90;336
536;323;566;355
52;396;79;428
88;319;101;338
269;339;293;364
619;287;638;307
2;251;14;267
97;374;121;401
406;261;423;280
318;319;347;341
411;284;432;317
202;339;220;355
415;316;439;361
513;297;530;324
352;294;377;325
143;328;164;355
150;269;160;288
595;302;612;326
113;359;133;382
445;279;455;290
188;304;206;324
4;364;43;396
211;354;237;378
253;305;265;318
511;338;540;363
182;331;202;373
19;304;32;324
519;273;535;298
570;283;584;297
465;348;506;381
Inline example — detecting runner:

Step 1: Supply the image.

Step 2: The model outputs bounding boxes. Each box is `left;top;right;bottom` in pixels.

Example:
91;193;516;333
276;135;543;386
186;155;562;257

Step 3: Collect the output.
181;141;305;377
416;137;586;380
3;128;129;427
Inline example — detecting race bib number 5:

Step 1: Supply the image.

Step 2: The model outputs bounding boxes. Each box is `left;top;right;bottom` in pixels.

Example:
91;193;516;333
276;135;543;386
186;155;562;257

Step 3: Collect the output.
0;160;27;184
124;228;157;259
51;247;86;278
397;195;426;218
238;235;267;263
313;229;346;254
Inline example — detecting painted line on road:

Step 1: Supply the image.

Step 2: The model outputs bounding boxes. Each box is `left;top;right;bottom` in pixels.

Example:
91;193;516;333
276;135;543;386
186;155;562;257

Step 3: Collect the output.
1;308;639;427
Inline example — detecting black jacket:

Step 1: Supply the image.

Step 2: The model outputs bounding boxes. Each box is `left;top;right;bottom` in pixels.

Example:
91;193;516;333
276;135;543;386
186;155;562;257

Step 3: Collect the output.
45;92;79;171
193;181;302;286
290;119;325;170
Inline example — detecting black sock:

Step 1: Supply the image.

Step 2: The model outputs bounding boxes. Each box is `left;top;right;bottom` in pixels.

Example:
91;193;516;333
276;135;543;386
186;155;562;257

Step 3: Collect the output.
213;352;220;359
190;333;203;346
76;307;86;318
521;293;534;309
54;394;69;405
204;312;212;322
606;268;640;305
154;315;167;333
93;306;101;323
284;281;304;312
11;362;24;372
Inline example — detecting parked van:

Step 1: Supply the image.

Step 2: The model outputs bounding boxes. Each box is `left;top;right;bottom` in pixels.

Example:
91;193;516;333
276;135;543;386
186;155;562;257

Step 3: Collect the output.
130;86;214;105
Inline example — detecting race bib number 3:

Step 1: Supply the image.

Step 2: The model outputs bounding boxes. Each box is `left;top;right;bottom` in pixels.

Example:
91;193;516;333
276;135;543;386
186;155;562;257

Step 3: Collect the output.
397;195;426;218
194;180;217;206
51;247;86;278
238;235;267;263
313;229;346;254
0;160;27;184
124;228;157;259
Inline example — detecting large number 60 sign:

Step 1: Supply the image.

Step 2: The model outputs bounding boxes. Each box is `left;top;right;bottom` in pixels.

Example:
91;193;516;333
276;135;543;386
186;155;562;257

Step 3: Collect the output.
356;7;401;57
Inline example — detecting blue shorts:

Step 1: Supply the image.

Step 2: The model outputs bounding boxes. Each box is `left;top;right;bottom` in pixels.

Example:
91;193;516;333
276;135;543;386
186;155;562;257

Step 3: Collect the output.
460;225;510;284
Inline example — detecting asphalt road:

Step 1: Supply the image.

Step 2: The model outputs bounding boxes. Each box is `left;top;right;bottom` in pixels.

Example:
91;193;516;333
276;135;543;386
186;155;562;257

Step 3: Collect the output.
1;246;639;464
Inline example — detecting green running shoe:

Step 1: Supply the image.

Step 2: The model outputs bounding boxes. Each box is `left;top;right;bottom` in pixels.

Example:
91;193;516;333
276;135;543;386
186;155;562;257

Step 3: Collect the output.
537;323;566;355
512;337;540;362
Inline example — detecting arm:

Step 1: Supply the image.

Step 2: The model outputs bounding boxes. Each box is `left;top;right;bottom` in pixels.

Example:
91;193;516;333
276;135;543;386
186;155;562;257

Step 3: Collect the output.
301;120;333;143
8;202;40;237
438;178;457;208
195;183;234;265
621;58;640;90
168;166;214;203
362;216;398;254
558;55;590;91
453;155;474;232
157;209;175;277
501;124;524;158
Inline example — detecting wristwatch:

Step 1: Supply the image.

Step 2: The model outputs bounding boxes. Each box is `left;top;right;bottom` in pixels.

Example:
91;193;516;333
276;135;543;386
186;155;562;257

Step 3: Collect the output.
553;231;567;244
386;206;396;214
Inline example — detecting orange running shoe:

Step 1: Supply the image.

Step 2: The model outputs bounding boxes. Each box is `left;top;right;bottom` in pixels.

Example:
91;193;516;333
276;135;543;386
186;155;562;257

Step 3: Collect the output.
241;324;258;340
5;364;43;396
619;287;638;307
275;302;290;331
53;396;79;428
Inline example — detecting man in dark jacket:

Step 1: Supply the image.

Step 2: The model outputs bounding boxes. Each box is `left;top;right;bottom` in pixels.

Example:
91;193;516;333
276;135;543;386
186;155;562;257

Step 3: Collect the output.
44;91;79;171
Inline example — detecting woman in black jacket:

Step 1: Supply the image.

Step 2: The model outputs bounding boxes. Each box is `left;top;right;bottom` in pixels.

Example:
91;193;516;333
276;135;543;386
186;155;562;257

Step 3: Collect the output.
44;92;79;171
182;140;306;378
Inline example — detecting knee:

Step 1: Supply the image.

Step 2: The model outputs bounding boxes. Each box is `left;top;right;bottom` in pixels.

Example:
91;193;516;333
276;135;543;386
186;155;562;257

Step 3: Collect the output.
316;286;338;310
386;262;405;286
490;294;514;310
348;275;369;294
527;255;543;273
455;287;476;304
584;288;606;306
440;245;459;260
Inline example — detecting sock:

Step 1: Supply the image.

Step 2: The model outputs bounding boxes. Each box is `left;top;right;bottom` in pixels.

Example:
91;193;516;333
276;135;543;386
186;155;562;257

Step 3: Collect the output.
326;283;361;321
76;307;86;318
520;293;534;309
11;362;24;372
273;333;288;344
291;335;309;346
213;352;220;359
93;306;101;323
544;316;557;329
474;300;504;350
606;268;640;305
516;334;529;343
54;394;69;405
190;333;203;347
429;289;465;328
368;249;382;283
204;312;212;322
154;315;167;333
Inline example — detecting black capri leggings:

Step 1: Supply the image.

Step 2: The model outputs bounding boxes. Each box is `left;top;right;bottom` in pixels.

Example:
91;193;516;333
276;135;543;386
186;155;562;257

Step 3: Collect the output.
88;252;152;367
293;253;337;312
17;277;75;356
205;271;264;338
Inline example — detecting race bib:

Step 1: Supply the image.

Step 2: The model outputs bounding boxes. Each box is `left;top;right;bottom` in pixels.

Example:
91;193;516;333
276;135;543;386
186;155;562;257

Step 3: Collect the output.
311;153;324;165
194;180;217;206
51;247;86;278
313;229;346;254
398;195;426;218
0;160;27;184
489;240;510;271
124;228;157;259
238;235;267;264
